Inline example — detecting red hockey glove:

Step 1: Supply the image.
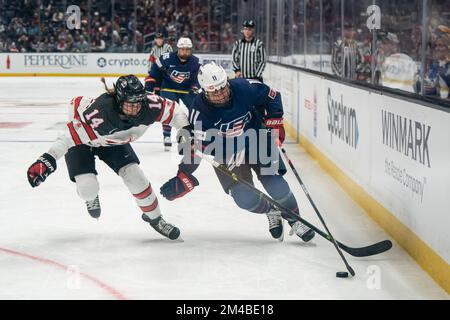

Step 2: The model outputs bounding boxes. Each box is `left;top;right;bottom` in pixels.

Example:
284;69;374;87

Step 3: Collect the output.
265;118;285;146
27;153;57;187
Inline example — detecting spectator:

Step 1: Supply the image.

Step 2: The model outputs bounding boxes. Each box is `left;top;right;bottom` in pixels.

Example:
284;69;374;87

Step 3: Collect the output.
0;0;234;53
56;37;67;52
417;26;450;99
376;31;418;93
9;42;19;53
121;36;133;52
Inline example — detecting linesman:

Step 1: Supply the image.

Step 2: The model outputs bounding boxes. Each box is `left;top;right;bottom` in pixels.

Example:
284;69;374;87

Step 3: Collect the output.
232;20;267;82
148;32;173;71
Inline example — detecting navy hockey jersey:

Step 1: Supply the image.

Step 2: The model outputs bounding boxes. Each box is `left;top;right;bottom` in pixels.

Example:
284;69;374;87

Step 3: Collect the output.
186;78;283;167
145;52;201;92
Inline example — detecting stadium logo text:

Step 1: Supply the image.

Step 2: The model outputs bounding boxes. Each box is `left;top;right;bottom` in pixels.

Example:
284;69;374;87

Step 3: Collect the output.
97;57;107;68
97;57;148;68
381;110;431;168
24;54;88;69
327;88;359;148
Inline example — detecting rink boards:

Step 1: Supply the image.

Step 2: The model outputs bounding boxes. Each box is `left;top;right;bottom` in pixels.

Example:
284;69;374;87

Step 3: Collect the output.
0;53;234;77
264;63;450;293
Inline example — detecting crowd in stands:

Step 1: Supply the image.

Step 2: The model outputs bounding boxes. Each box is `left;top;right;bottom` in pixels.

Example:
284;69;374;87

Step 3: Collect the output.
1;0;449;100
0;0;236;53
281;0;450;100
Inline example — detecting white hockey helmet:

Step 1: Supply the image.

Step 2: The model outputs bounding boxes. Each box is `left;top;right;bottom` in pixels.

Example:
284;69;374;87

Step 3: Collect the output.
177;37;193;49
198;62;228;92
198;62;230;107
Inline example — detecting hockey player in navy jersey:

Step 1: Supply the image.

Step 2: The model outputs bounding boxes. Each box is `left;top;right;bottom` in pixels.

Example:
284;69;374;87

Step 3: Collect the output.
160;62;315;242
145;37;201;151
26;75;189;240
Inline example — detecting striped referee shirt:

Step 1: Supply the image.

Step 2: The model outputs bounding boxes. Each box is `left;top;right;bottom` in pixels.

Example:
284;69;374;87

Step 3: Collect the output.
331;39;362;80
149;43;173;69
232;37;267;79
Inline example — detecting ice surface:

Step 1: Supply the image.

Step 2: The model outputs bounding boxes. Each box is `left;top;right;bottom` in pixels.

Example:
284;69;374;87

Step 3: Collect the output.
0;77;447;299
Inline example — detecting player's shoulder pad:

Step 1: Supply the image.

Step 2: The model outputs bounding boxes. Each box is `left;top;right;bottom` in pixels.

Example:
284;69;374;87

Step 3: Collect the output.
90;93;115;111
229;77;250;86
157;52;172;67
188;94;207;117
247;80;278;100
229;77;260;92
69;95;95;116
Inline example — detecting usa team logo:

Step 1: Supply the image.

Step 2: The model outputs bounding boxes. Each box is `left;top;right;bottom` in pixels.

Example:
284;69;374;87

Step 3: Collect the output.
170;70;190;84
219;112;252;137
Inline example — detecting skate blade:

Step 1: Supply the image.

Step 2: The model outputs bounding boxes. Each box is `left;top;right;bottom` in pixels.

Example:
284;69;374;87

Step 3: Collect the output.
277;233;284;242
172;236;184;243
278;219;285;242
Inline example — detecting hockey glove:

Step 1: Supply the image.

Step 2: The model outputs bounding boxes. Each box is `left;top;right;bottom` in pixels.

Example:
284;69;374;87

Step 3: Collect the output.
264;118;285;146
144;76;159;95
27;153;57;187
160;171;199;201
190;86;200;95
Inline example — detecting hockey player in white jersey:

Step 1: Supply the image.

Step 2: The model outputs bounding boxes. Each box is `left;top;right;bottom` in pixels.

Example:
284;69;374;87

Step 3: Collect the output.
26;75;189;240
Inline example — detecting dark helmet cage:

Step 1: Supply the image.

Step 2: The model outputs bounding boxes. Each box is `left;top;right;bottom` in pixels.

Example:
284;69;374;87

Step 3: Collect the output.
114;75;147;117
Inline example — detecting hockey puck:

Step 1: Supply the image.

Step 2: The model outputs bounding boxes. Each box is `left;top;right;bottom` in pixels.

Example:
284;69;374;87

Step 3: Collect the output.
336;271;349;278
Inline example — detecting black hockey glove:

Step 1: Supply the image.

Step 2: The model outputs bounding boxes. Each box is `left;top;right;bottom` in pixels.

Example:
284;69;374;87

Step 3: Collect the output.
27;153;57;187
160;171;199;201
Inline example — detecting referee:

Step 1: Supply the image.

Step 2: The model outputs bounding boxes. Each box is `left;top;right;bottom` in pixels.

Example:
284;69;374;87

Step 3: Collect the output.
148;32;173;71
231;20;267;82
331;22;362;80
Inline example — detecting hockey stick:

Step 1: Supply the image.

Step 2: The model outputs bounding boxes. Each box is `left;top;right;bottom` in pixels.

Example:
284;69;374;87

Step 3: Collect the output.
279;146;393;258
196;150;392;259
278;146;356;276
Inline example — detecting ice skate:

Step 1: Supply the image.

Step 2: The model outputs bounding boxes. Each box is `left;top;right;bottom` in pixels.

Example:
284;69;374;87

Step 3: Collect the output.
85;195;101;219
266;209;284;241
289;221;315;242
142;214;181;240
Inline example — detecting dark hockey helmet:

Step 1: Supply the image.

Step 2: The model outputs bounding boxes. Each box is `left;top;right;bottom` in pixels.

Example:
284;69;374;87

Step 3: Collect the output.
114;75;147;118
243;20;255;28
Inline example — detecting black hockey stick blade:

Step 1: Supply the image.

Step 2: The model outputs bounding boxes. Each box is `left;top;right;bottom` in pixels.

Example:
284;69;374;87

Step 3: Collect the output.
312;222;393;257
338;240;393;258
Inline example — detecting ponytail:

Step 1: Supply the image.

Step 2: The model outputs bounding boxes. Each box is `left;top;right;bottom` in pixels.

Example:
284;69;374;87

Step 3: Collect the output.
101;77;116;95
